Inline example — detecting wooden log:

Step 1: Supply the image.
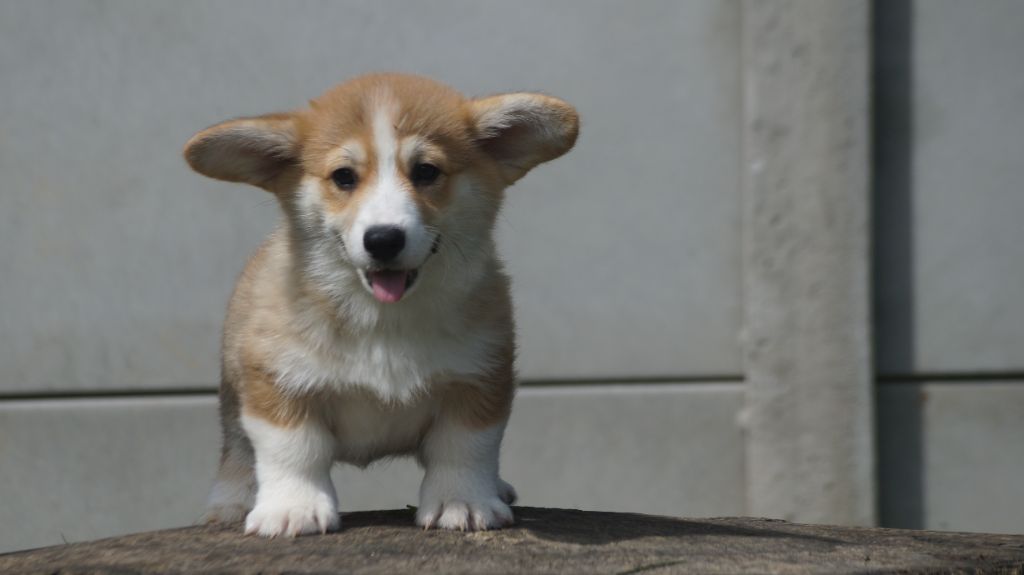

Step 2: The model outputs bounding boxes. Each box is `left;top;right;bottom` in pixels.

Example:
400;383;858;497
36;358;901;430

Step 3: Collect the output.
3;508;1023;574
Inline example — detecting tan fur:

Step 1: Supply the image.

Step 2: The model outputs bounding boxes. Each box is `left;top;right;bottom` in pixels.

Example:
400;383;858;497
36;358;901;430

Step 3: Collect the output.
440;265;517;429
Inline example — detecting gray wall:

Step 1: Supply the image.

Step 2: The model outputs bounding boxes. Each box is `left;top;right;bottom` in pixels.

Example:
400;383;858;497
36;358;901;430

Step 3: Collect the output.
873;0;1024;534
875;0;1024;376
0;0;744;552
1;0;1023;553
0;385;745;553
0;0;741;394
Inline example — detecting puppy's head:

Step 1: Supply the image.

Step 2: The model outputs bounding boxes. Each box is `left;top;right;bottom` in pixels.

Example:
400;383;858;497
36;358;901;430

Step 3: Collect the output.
184;74;578;304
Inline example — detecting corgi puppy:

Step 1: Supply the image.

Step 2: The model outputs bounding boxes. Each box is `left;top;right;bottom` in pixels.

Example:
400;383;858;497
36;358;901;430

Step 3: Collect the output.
183;74;578;536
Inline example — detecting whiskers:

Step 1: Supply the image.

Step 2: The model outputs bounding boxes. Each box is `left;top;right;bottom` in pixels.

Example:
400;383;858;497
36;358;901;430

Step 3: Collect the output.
422;225;493;291
425;225;489;267
424;224;452;284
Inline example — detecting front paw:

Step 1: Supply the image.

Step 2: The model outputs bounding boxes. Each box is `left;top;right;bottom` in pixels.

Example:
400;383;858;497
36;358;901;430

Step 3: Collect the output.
244;492;339;537
416;497;513;531
416;473;514;531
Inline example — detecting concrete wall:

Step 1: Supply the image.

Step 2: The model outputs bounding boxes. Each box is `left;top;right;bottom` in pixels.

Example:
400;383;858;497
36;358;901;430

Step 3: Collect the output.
0;0;744;552
879;382;1024;534
0;384;745;552
873;0;1024;533
0;0;742;394
741;0;873;526
874;0;1024;376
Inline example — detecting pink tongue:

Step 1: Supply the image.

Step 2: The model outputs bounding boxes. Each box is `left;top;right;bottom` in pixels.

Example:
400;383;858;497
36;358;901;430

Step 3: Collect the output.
369;270;408;303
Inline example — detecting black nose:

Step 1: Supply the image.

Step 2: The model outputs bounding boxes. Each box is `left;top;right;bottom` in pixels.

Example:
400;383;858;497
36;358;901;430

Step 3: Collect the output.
363;225;406;262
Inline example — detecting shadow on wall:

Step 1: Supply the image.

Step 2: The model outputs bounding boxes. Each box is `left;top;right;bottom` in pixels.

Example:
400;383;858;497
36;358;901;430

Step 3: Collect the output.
872;0;923;529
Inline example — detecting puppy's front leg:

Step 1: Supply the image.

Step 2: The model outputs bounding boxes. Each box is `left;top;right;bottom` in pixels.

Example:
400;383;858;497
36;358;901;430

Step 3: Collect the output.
416;414;514;531
241;412;339;537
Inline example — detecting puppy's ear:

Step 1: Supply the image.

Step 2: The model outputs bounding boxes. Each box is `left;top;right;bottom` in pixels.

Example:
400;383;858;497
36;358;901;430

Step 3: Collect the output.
468;93;579;184
183;113;299;189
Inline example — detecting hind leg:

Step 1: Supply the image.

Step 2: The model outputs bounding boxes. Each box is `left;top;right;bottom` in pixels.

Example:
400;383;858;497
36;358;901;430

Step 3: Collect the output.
202;434;255;523
202;382;256;523
498;478;518;505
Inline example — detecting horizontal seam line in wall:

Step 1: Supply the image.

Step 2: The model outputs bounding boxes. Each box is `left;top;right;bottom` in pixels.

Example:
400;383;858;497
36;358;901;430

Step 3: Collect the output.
5;373;1021;400
0;376;745;401
520;375;743;387
877;372;1024;383
0;387;218;401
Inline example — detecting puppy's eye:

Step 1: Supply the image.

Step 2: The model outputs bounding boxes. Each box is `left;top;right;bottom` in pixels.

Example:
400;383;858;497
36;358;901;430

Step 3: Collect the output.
330;167;358;190
411;163;441;186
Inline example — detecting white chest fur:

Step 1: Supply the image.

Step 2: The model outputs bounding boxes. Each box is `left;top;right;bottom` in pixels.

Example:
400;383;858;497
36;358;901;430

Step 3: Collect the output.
270;308;503;403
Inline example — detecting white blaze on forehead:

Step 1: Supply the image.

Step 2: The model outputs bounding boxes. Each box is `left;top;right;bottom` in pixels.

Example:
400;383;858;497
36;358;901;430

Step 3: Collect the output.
359;102;416;227
372;102;399;171
345;97;431;268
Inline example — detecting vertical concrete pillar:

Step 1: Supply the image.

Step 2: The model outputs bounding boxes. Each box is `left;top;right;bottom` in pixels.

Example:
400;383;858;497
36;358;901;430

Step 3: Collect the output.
741;1;875;525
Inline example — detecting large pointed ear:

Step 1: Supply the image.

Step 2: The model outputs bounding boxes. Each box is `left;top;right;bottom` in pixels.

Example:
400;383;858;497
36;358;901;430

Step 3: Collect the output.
468;93;579;184
183;113;299;189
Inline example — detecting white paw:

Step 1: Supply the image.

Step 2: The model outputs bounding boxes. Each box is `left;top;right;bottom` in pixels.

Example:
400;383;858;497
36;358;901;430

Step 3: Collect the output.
416;473;515;531
244;493;339;537
416;496;513;531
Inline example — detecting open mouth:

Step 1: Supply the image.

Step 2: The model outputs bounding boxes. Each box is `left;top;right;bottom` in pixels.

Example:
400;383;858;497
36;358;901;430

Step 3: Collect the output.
362;268;419;303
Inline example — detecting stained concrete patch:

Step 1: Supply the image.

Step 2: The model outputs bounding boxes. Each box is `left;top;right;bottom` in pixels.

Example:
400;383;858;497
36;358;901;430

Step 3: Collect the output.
3;508;1023;574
